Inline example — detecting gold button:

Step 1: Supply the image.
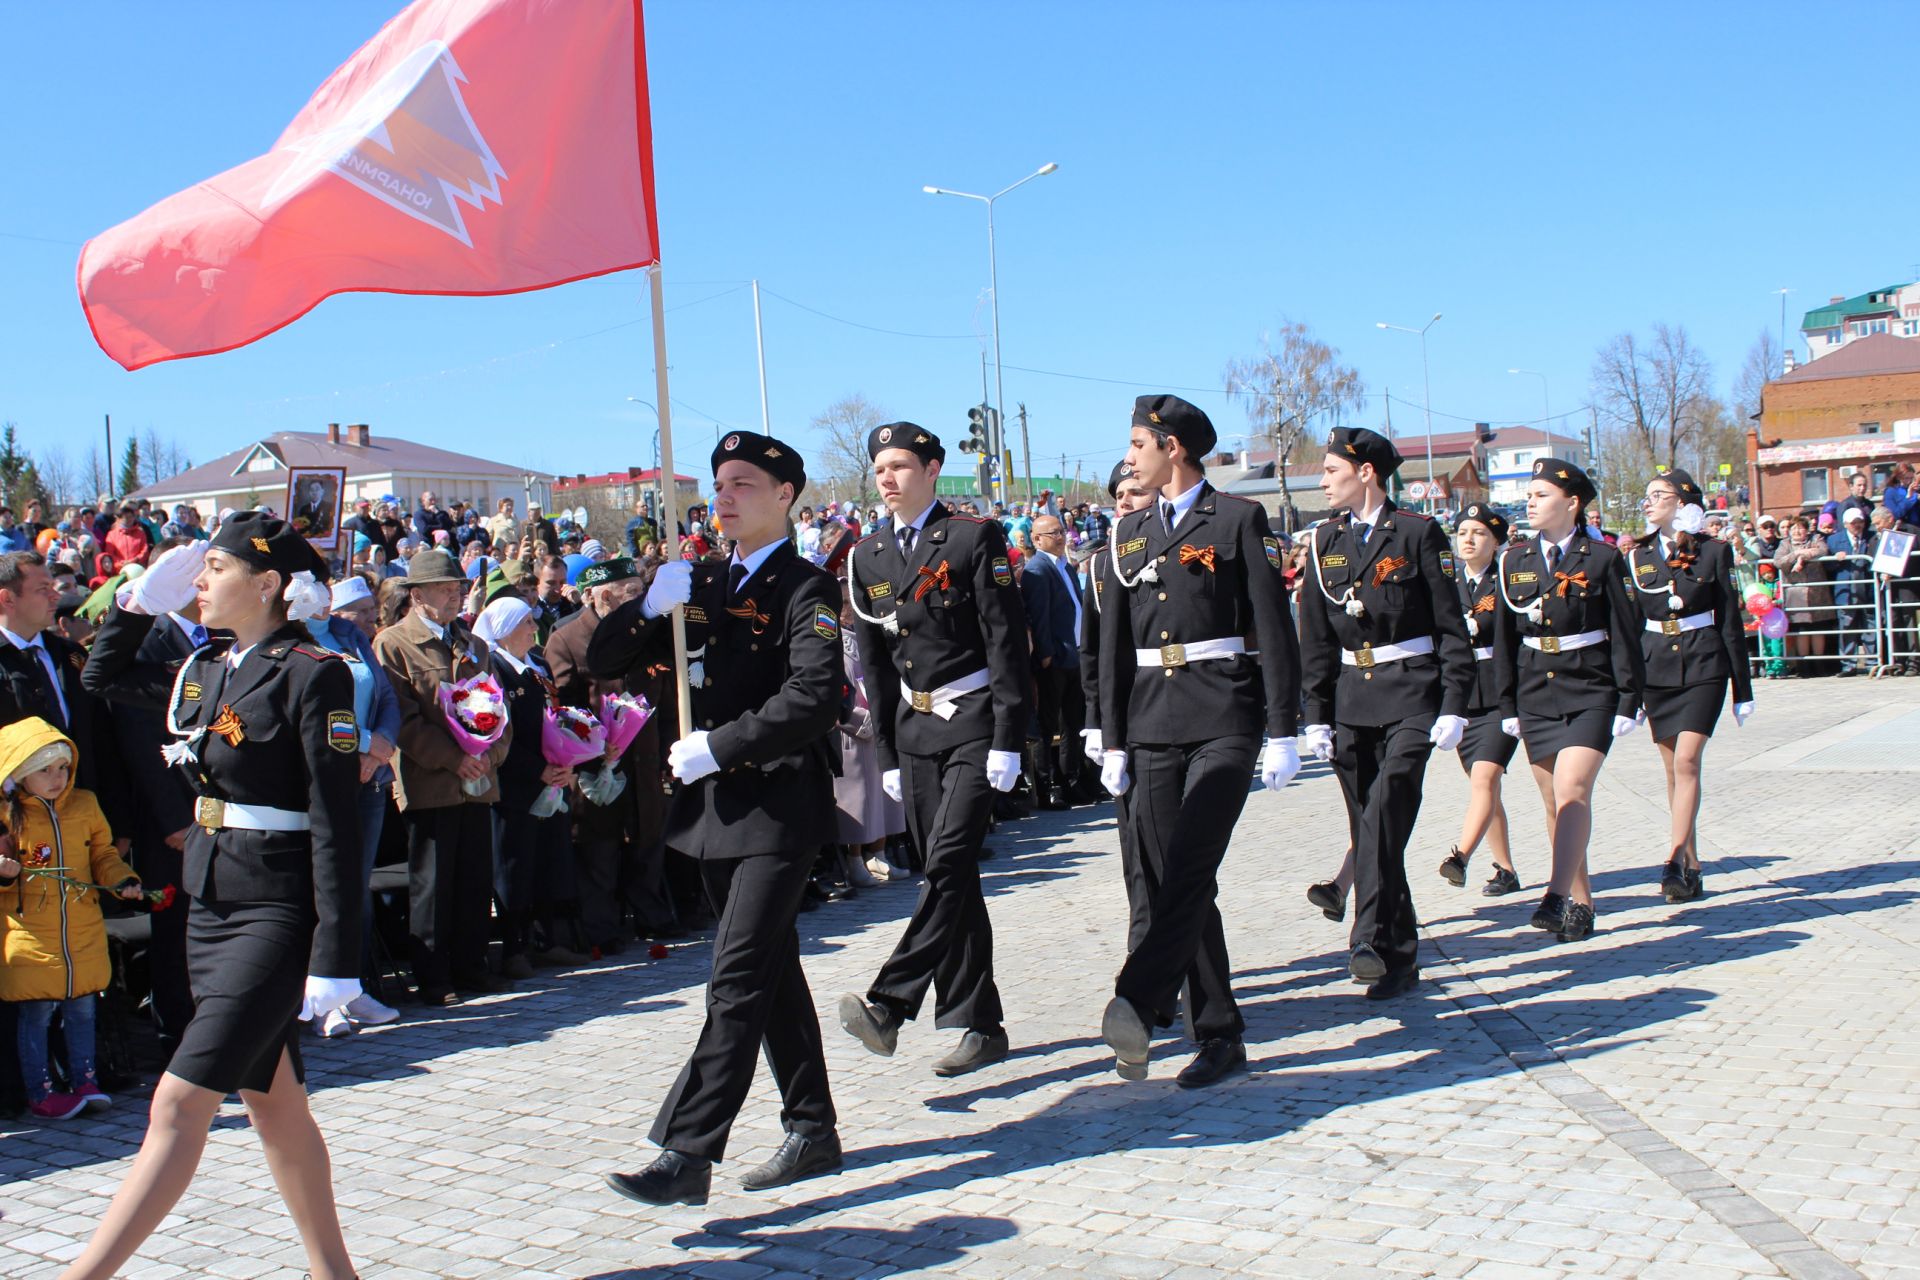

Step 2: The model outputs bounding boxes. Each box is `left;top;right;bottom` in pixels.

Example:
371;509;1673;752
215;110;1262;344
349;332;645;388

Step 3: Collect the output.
1363;671;1373;680
1671;644;1679;651
899;628;908;636
703;719;714;728
750;643;759;651
1160;630;1170;640
905;660;913;670
1158;592;1168;601
1158;555;1167;564
703;677;713;687
1546;671;1556;679
1164;668;1174;678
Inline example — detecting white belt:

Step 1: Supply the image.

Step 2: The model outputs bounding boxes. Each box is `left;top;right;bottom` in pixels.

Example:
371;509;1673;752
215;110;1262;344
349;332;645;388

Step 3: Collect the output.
1522;629;1607;654
193;797;312;832
901;668;990;720
1645;610;1714;637
1473;646;1495;662
1134;637;1246;668
1339;635;1434;668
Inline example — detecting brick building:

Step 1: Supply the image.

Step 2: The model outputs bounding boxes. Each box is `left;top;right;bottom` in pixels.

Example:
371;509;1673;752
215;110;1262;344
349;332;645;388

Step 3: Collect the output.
552;467;702;544
1749;334;1920;516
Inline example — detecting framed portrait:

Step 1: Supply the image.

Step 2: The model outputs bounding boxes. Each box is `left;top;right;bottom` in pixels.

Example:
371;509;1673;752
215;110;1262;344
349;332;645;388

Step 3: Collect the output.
1874;529;1914;576
286;466;347;552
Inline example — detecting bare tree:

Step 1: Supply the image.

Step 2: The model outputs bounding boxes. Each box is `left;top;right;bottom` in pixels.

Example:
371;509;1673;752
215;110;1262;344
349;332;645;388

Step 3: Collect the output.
1224;320;1367;531
1677;397;1744;487
81;444;110;502
38;447;77;507
809;393;888;508
1590;323;1716;474
1731;327;1782;426
138;426;192;485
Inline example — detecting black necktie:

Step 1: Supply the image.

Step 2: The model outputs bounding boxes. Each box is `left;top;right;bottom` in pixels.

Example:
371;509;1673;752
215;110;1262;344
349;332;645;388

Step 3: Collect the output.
1161;501;1176;534
25;643;64;730
728;563;748;598
1354;521;1371;545
1546;543;1561;571
898;526;915;558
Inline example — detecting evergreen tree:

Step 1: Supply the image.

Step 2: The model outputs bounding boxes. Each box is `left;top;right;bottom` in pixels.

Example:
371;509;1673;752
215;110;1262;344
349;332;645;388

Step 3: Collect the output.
118;438;142;497
0;423;27;509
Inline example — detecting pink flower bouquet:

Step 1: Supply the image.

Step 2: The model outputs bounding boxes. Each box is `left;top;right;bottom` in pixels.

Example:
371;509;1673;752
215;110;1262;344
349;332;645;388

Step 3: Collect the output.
599;691;654;759
437;673;507;795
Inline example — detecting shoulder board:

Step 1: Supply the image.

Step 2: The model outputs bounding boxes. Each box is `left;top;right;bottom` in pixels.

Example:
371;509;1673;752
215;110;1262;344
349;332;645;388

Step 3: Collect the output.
291;644;342;661
946;513;988;525
1213;491;1256;506
1396;508;1432;521
853;528;886;549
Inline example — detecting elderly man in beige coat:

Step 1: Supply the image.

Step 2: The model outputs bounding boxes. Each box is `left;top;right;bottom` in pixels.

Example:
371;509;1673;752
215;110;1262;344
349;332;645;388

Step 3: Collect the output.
373;548;510;1005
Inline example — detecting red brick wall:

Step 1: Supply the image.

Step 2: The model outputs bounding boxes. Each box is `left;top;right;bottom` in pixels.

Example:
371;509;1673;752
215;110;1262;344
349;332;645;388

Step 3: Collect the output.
1761;370;1920;440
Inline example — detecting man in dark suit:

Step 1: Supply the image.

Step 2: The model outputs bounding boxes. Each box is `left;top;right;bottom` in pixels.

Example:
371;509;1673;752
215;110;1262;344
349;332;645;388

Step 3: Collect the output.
1021;514;1089;807
1827;506;1877;675
593;430;842;1207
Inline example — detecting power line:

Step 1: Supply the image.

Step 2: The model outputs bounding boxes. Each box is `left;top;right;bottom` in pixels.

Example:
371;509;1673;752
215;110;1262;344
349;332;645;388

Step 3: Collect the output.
758;287;977;341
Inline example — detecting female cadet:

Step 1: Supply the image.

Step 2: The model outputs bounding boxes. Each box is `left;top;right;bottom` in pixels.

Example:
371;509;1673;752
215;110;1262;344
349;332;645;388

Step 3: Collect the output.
69;513;364;1280
1493;460;1645;943
1631;469;1754;903
1435;503;1523;897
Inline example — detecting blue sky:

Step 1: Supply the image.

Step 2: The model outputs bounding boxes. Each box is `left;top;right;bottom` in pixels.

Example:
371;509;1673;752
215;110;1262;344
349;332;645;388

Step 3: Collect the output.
3;1;1916;495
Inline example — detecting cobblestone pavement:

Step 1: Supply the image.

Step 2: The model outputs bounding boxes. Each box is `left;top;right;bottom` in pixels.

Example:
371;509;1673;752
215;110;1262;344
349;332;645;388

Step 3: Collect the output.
5;680;1919;1280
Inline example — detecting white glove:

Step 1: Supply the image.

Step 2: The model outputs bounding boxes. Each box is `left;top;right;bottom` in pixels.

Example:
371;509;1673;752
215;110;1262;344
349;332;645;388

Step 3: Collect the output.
299;975;361;1022
985;748;1022;793
1500;717;1521;739
1261;739;1301;791
881;768;903;802
116;541;206;616
1302;724;1333;762
1732;700;1755;727
1429;715;1468;753
1080;728;1103;763
1100;749;1130;797
1611;714;1640;739
641;560;693;619
667;730;719;784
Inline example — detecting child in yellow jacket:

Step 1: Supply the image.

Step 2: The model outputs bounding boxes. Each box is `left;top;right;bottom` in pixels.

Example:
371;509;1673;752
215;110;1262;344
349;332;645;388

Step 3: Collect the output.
0;717;141;1122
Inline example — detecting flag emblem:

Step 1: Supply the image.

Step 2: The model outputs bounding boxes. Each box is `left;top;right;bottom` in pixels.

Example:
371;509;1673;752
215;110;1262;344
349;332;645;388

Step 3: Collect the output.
813;607;839;640
327;710;359;753
991;556;1012;585
263;40;506;248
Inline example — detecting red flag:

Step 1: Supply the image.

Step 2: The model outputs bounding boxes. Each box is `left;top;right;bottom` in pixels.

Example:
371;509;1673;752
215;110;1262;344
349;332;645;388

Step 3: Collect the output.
78;0;659;371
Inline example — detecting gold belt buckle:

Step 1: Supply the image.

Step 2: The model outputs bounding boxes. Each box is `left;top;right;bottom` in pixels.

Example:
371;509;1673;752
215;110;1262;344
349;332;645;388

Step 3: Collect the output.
1661;618;1681;636
1159;643;1187;668
1538;636;1561;655
908;689;934;714
1354;645;1376;669
194;796;226;831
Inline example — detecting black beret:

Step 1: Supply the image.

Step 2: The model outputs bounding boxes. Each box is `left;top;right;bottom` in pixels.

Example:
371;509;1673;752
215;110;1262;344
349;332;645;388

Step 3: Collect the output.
1324;426;1403;480
1455;502;1508;543
1132;395;1216;459
1660;468;1705;505
1106;460;1132;499
576;557;640;590
1530;456;1597;502
210;511;329;583
867;421;945;465
712;430;805;495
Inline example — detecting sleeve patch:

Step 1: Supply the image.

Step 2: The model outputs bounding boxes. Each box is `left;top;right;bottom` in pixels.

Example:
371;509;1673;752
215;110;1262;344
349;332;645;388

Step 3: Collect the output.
327;710;358;753
1264;537;1282;569
1439;551;1456;579
991;556;1013;586
813;607;840;640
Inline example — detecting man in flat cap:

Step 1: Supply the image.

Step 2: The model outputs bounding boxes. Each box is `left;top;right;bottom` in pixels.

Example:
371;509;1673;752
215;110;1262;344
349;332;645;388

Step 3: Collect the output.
1299;426;1476;1001
837;421;1030;1079
593;431;844;1206
1096;394;1302;1087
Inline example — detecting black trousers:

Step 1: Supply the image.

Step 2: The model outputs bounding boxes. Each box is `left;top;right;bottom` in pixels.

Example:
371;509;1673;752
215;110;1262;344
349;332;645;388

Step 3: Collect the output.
1113;789;1151;954
652;851;835;1162
404;802;495;987
575;833;677;944
133;835;194;1056
1114;735;1258;1042
1032;665;1087;789
494;804;571;956
868;738;1004;1033
1334;718;1431;977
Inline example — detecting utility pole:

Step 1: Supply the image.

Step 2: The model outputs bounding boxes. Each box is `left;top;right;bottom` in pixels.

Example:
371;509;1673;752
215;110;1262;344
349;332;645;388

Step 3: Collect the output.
1017;402;1033;506
103;414;113;498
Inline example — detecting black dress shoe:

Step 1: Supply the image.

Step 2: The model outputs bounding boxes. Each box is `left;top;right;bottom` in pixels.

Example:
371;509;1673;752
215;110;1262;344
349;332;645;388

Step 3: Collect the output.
1037;786;1070;811
1175;1038;1247;1089
1366;967;1421;1001
1482;865;1522;896
605;1151;712;1207
1530;892;1568;932
739;1131;843;1191
1306;881;1347;922
932;1029;1010;1077
837;994;900;1056
1438;850;1469;886
1348;944;1388;984
1556;901;1596;942
1659;858;1688;902
1684;867;1704;900
1101;996;1151;1080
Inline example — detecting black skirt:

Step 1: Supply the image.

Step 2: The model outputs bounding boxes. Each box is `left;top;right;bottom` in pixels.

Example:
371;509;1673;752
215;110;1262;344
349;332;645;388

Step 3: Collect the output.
1458;710;1519;771
1520;706;1615;763
1645;679;1726;740
171;896;313;1095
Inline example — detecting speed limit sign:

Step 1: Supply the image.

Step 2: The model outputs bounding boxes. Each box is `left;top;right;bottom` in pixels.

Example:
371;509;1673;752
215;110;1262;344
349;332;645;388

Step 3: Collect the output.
1406;480;1428;500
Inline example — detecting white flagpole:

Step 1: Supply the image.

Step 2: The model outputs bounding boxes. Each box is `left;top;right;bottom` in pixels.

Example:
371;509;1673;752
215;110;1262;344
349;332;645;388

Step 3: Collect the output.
752;278;772;434
649;264;692;738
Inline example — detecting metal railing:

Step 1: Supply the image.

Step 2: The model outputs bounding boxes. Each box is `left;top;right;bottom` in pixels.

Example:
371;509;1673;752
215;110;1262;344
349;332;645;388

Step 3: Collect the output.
1741;551;1920;677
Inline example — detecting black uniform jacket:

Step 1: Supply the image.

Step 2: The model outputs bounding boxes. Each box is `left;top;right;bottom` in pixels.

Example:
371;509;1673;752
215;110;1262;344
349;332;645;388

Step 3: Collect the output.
1299;503;1475;728
1492;530;1645;721
1097;483;1300;745
1624;535;1754;702
589;540;840;860
846;502;1031;768
1079;551;1111;716
1;627;132;835
1454;561;1503;714
81;607;204;841
493;654;560;811
84;612;363;977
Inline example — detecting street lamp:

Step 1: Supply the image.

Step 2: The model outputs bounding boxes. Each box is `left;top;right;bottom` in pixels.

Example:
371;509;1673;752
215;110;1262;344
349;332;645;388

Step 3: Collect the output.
924;161;1059;505
1376;313;1443;510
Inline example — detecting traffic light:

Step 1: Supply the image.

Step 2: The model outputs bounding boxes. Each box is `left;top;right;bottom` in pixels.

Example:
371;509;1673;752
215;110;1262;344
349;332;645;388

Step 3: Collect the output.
962;404;990;454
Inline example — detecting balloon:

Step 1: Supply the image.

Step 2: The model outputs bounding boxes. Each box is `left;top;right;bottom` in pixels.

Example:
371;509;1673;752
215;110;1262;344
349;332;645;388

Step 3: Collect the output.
1745;589;1778;617
1759;608;1790;640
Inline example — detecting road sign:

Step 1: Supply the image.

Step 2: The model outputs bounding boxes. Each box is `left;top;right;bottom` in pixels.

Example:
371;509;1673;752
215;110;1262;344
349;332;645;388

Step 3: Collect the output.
1718;463;1733;476
1406;480;1428;500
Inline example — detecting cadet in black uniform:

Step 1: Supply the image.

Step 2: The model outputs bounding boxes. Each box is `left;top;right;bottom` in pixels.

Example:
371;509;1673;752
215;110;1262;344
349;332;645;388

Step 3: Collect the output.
593;432;843;1207
1078;461;1157;951
1631;469;1754;903
1492;459;1646;943
839;423;1029;1078
69;513;364;1280
1097;395;1301;1087
1298;428;1475;998
1435;503;1524;896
